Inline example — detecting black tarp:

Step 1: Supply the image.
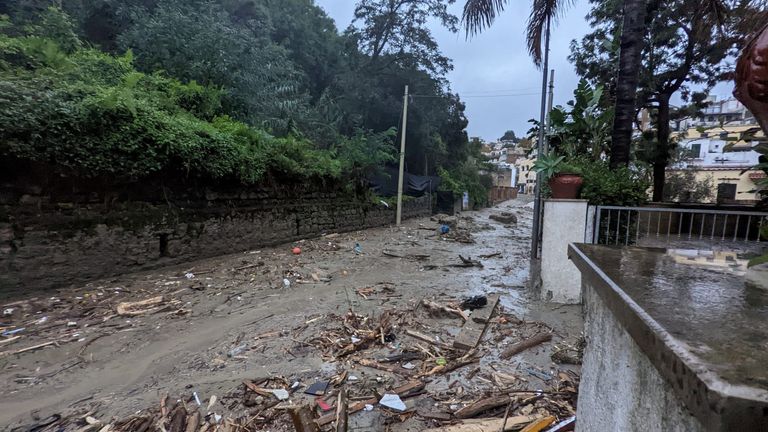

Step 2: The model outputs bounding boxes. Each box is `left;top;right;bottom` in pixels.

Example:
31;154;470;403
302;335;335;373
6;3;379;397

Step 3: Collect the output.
369;167;441;197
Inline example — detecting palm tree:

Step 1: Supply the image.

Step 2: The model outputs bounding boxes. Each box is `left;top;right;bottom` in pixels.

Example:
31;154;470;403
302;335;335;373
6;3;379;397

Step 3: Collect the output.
462;0;648;168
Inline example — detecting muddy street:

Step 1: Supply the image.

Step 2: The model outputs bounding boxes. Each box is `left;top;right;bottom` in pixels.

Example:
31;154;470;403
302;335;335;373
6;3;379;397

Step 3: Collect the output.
1;197;583;431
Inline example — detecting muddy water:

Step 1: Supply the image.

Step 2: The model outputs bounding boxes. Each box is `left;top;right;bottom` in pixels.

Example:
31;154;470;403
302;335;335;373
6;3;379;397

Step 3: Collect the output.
0;197;583;430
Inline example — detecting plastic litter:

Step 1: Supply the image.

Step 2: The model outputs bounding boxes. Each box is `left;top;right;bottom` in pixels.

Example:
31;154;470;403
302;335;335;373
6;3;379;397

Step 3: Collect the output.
270;389;290;400
364;404;374;411
185;273;195;279
227;344;247;358
292;247;302;255
2;308;13;316
379;394;406;411
283;278;291;288
460;295;488;310
440;224;450;234
353;243;363;254
435;357;447;366
402;362;416;370
193;392;202;406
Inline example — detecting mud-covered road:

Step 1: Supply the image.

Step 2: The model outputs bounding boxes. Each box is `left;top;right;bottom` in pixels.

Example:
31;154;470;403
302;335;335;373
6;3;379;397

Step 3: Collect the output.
1;197;583;431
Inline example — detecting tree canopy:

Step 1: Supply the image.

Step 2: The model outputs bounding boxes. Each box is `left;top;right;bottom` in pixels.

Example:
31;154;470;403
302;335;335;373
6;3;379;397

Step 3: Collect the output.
0;0;490;201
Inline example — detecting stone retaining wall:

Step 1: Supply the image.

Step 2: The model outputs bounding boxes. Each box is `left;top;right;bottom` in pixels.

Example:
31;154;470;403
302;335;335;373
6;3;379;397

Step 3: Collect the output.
0;187;431;292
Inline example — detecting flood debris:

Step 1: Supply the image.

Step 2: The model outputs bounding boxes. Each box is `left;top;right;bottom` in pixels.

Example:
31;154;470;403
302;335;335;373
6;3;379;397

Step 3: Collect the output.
500;333;553;360
460;295;488;311
489;212;518;225
1;200;581;431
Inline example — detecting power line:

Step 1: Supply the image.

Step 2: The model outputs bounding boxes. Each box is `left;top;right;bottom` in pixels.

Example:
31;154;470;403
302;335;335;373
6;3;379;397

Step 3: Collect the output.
411;92;540;99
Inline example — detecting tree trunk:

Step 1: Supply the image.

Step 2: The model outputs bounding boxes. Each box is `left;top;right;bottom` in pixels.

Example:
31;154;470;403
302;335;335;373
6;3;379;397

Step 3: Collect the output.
609;0;649;169
652;94;672;202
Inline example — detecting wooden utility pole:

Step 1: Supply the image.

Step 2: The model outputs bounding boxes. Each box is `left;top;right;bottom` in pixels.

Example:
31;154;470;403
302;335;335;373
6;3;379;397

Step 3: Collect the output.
396;85;409;226
530;18;551;259
544;69;555;154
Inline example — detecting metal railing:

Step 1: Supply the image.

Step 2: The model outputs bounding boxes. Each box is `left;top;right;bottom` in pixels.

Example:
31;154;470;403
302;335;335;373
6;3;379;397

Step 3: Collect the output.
592;206;768;249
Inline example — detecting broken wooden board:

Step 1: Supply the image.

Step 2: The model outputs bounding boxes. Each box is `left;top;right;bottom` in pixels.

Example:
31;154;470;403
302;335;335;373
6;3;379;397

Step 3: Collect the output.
471;294;500;324
454;394;510;419
453;298;498;350
499;333;552;360
422;415;540;432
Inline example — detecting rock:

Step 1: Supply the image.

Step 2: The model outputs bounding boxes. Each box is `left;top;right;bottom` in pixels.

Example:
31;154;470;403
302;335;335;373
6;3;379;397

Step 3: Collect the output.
489;212;517;225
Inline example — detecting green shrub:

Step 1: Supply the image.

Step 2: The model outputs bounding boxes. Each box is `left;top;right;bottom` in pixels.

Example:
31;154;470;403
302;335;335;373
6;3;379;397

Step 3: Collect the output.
572;158;649;206
0;22;391;185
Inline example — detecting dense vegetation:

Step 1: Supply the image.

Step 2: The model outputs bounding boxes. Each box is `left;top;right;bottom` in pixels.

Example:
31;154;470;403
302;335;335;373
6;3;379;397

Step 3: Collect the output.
0;1;488;199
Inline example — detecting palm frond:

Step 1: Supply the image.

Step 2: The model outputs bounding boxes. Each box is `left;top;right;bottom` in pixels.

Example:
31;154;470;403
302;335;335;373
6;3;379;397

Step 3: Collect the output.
462;0;509;37
527;0;572;67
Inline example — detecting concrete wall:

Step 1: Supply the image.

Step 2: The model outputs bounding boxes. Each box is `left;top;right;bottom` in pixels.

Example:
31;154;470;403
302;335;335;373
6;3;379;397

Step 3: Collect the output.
540;199;588;303
0;189;431;292
577;281;704;432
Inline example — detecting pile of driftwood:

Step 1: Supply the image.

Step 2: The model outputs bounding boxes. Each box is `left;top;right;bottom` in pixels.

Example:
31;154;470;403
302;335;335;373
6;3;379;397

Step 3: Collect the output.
0;289;188;359
24;292;578;431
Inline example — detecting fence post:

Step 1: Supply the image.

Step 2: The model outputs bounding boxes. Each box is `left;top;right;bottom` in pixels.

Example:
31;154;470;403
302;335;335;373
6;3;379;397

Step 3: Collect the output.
541;199;589;304
586;205;597;244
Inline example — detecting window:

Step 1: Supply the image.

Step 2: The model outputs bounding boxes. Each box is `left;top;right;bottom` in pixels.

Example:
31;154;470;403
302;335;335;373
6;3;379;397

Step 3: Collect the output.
687;143;701;158
717;183;737;202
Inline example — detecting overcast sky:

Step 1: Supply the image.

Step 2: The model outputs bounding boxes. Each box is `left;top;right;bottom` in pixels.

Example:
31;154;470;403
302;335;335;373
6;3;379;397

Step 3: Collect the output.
315;0;595;142
315;1;735;142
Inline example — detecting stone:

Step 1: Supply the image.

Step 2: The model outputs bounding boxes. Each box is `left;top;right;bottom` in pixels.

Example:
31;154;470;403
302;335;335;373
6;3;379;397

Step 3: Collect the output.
489;212;517;225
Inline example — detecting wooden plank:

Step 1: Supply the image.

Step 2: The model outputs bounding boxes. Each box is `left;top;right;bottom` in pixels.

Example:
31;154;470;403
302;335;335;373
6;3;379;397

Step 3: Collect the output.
454;298;498;350
421;415;539;432
453;320;484;351
499;333;552;360
289;405;319;432
335;387;348;432
454;394;511;419
471;294;500;324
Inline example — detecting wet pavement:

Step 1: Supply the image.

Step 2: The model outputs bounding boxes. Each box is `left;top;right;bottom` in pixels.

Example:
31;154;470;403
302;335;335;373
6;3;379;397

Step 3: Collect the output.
0;196;583;431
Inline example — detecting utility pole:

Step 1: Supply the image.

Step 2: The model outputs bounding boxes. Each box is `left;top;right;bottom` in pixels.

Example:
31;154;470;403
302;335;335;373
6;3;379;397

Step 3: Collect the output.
530;17;551;260
544;70;555;154
396;85;409;226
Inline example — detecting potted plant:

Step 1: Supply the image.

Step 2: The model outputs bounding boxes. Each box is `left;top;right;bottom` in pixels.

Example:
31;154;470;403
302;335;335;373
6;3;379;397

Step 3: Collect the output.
532;154;583;199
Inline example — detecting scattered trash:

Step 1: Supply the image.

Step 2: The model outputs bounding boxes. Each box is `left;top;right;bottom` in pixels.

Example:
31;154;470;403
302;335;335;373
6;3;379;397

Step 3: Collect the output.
305;381;328;396
354;243;363;255
364;404;374;411
440;224;450;234
207;395;217;410
379;393;406;411
460;295;488;310
435;357;447;366
351;336;361;344
283;278;291;288
2;328;24;336
193;392;202;406
316;398;333;411
227;344;248;358
379;200;390;208
185;272;195;279
270;389;290;400
402;362;416;370
67;321;77;327
3;308;13;316
292;247;302;255
36;316;48;325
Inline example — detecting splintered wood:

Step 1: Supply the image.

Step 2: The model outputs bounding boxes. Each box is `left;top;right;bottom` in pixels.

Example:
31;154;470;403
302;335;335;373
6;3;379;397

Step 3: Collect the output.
453;296;499;350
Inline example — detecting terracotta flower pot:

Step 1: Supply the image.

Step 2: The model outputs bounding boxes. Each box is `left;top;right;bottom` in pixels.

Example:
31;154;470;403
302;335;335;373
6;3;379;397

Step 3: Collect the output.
549;173;583;199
